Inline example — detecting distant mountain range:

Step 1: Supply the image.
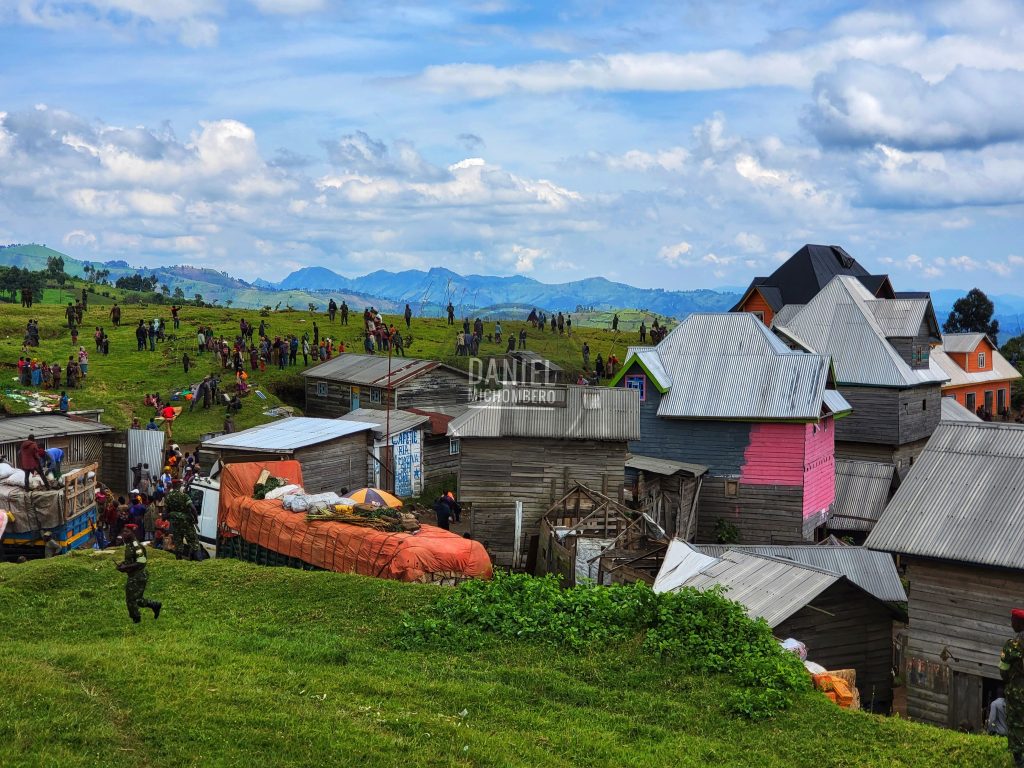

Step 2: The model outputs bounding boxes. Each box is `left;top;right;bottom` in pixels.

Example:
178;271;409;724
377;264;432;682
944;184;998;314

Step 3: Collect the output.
259;264;739;318
3;243;1024;337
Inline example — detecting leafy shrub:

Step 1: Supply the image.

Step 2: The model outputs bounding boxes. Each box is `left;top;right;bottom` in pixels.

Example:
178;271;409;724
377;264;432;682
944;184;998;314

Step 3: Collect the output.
713;518;739;544
400;572;809;719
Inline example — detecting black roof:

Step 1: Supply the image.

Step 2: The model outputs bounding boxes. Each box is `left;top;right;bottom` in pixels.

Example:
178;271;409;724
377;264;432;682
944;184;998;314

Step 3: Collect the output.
732;244;893;312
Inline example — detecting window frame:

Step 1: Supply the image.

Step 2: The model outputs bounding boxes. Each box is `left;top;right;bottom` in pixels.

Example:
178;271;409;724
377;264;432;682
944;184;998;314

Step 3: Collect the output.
978;351;986;369
315;381;328;397
449;438;460;456
624;374;647;402
369;387;382;404
965;392;976;411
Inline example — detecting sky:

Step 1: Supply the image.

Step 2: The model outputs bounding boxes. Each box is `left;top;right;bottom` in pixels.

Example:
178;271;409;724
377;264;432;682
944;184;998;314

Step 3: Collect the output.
0;0;1023;291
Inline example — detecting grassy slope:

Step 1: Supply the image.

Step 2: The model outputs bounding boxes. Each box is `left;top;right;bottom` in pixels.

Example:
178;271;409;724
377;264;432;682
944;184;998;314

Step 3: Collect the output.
0;554;1008;768
1;285;646;443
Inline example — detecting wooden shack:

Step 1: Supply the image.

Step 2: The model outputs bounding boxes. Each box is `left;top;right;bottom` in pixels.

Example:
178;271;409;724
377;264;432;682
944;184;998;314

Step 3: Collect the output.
301;354;470;418
447;386;639;567
535;484;665;586
655;541;900;712
624;453;706;539
199;416;375;494
408;405;467;488
0;413;111;472
867;421;1024;730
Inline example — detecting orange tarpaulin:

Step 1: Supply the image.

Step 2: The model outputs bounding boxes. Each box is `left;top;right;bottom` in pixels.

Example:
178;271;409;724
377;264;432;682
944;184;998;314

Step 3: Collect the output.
218;460;492;583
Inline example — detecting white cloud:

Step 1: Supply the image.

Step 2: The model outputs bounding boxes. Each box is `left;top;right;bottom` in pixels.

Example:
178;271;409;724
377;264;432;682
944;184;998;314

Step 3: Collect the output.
249;0;324;13
658;241;693;266
62;229;97;248
987;259;1013;277
702;252;735;265
1009;255;1024;266
734;232;765;253
602;147;689;173
949;255;979;270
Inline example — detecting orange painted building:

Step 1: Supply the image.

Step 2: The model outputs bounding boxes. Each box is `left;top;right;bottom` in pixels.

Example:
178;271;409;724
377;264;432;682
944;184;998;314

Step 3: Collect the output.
735;286;778;326
931;333;1021;417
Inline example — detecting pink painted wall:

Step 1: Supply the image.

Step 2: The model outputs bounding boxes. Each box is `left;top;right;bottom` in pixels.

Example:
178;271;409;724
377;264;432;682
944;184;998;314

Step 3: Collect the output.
802;417;836;519
739;423;805;486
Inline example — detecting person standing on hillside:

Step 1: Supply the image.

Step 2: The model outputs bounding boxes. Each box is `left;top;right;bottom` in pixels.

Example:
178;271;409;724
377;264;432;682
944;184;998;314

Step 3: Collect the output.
328;298;337;322
110;303;121;327
117;527;162;624
1000;609;1024;766
639;321;647;343
404;304;412;328
64;302;76;329
446;302;455;325
313;321;319;347
166;485;198;560
171;304;181;329
612;313;619;332
582;342;590;371
340;301;349;325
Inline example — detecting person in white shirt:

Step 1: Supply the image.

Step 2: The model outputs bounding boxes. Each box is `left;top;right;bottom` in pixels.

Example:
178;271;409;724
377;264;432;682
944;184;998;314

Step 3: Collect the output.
989;688;1008;736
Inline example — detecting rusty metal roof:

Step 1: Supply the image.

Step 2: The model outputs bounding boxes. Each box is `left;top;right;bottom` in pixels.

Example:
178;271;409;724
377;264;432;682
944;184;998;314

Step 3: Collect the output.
866;422;1024;568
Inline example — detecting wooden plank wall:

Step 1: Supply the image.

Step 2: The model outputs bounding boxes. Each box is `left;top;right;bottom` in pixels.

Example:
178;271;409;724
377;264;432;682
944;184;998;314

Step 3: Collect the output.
395;370;471;410
835;436;930;479
904;558;1024;727
834;386;900;445
304;377;352;417
422;435;459;487
777;580;895;711
695;478;806;544
898;385;942;445
100;431;128;492
459;437;627;566
294;432;371;494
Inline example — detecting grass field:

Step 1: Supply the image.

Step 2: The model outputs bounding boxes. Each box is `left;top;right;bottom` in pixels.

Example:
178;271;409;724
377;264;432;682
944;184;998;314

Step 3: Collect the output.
0;553;1009;768
1;283;648;444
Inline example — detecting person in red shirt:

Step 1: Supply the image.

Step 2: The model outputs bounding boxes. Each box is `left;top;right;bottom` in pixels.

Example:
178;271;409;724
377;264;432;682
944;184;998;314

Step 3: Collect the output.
161;404;176;438
18;433;52;490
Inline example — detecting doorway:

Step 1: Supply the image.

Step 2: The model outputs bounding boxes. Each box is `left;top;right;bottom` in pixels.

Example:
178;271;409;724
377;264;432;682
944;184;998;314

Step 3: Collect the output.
950;671;983;732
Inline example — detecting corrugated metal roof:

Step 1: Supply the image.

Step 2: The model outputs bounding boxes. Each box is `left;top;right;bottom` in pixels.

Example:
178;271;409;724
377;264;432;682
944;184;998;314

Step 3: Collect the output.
338;408;429;437
940;396;982;423
625;453;708;477
770;303;806;328
931;345;1021;389
300;353;463;388
447;386;640;441
778;276;948;388
622;313;837;421
866;422;1024;568
829;459;896;532
0;414;112;443
624;346;672;390
652;539;719;593
823;389;853;415
866;298;930;338
668;547;841;627
693;544;906;603
942;333;988;353
202;416;374;452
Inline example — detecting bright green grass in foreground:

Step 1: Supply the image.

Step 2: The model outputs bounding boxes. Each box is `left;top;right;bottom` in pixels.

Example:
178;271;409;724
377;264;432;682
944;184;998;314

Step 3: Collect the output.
1;287;646;443
0;553;1010;768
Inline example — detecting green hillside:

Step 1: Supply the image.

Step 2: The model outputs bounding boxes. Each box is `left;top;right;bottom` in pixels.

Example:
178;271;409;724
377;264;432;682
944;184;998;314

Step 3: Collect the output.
0;553;1007;768
0;283;650;443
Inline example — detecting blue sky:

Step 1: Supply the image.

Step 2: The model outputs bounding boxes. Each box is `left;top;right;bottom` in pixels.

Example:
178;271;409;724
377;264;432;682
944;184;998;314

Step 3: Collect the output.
1;0;1023;291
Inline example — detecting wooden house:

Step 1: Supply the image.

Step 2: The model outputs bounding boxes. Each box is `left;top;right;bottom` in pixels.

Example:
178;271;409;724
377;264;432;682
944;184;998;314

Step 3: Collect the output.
624;454;707;540
655;541;902;712
774;275;947;476
446;386;639;567
866;421;1024;730
301;354;470;418
608;313;851;544
930;334;1020;418
0;413;111;473
199;416;375;494
337;408;429;497
731;244;894;327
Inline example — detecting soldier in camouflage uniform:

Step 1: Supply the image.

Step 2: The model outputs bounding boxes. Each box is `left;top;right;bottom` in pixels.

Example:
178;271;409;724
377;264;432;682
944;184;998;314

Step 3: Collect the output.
166;485;199;560
1000;609;1024;767
118;527;161;624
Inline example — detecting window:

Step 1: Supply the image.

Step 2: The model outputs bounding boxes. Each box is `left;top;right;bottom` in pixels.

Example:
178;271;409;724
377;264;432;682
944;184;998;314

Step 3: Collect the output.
315;382;328;397
999;388;1007;414
922;399;927;411
751;310;765;323
369;388;382;404
985;390;994;414
965;392;976;411
978;352;986;369
624;374;646;402
725;480;739;498
449;438;460;456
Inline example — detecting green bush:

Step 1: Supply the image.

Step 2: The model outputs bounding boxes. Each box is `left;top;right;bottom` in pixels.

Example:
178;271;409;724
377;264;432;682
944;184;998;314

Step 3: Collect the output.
400;572;810;719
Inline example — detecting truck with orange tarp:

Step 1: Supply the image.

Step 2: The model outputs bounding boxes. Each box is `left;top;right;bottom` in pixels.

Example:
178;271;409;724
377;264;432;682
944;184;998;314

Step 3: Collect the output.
214;460;492;584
